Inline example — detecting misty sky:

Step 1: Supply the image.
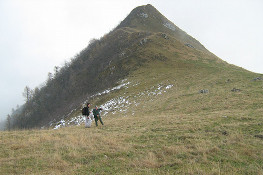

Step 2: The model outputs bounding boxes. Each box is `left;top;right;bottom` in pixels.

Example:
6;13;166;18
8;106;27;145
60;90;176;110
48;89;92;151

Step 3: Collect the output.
0;0;262;121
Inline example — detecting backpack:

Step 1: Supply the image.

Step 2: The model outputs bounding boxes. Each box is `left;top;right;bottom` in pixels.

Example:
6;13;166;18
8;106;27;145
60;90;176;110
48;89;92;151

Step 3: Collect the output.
82;107;87;115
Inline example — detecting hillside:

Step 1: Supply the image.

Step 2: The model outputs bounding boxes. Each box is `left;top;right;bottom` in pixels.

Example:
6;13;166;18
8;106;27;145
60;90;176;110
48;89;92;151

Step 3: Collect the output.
1;3;263;174
50;29;263;130
7;4;257;129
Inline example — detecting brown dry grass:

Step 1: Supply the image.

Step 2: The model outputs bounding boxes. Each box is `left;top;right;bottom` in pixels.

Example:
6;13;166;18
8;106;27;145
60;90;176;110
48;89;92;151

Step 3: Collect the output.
1;108;263;174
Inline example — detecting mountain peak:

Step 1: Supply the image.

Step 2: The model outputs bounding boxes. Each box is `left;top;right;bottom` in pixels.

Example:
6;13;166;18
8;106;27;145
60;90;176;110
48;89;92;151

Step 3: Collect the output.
117;4;169;31
133;4;158;13
116;4;207;52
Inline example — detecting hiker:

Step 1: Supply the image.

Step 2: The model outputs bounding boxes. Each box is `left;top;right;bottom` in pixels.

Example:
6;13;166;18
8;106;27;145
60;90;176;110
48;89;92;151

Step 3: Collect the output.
93;106;104;127
82;103;91;128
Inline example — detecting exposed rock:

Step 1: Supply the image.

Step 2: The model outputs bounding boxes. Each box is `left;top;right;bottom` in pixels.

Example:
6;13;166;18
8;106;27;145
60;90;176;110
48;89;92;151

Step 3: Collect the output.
139;13;148;18
231;88;241;92
185;43;195;48
221;131;228;136
255;135;263;139
140;38;148;45
163;22;176;31
199;89;209;94
253;77;263;81
161;33;169;39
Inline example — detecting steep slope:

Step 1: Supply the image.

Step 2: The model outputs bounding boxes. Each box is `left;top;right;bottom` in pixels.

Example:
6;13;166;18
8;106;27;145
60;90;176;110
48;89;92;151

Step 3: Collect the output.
10;28;153;128
52;31;262;129
117;4;208;52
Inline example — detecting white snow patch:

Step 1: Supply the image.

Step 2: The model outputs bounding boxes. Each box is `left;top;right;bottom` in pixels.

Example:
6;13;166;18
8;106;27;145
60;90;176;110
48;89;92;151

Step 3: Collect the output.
100;96;132;116
137;84;174;97
53;119;66;130
53;115;89;129
166;85;173;89
90;82;130;98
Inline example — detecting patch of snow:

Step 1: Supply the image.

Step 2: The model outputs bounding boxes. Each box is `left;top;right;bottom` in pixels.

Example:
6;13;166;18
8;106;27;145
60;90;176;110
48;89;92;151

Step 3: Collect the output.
92;82;130;98
53;115;90;130
54;119;66;130
166;85;173;89
136;84;174;98
101;96;131;114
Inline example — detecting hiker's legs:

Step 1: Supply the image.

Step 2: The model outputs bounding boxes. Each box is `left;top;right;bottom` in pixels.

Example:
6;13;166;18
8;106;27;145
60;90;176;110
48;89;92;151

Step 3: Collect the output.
95;117;98;126
99;116;104;125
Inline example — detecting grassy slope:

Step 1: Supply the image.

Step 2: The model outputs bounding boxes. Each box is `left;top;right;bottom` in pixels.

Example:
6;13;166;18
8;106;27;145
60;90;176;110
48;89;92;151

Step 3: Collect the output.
1;32;263;174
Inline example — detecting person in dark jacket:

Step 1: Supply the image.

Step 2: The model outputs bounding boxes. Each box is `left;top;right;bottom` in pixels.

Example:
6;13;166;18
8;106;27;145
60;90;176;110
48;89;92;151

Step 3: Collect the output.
93;106;104;126
82;103;90;116
83;103;91;128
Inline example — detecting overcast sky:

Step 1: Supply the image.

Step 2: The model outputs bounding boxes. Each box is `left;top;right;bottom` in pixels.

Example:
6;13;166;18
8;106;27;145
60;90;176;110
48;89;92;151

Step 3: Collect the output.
0;0;262;121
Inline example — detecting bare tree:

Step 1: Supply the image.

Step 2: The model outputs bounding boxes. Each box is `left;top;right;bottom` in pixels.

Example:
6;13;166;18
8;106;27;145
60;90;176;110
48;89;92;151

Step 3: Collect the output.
48;72;53;81
23;86;33;102
6;114;11;131
54;66;60;76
